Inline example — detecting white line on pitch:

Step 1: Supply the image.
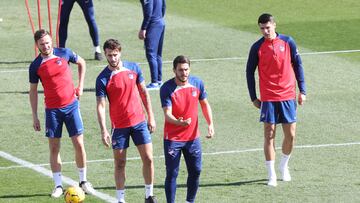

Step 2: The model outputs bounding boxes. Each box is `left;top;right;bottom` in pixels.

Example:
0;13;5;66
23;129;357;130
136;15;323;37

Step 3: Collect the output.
1;49;360;73
0;151;118;203
202;141;360;156
1;141;359;170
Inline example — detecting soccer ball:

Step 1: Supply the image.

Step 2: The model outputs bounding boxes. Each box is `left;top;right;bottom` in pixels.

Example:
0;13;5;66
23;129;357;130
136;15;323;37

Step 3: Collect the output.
64;186;85;203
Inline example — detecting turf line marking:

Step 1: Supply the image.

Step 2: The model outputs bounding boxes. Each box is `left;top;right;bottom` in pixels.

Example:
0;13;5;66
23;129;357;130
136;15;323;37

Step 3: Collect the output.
1;49;360;73
0;151;118;203
1;141;359;170
300;49;360;55
202;141;360;156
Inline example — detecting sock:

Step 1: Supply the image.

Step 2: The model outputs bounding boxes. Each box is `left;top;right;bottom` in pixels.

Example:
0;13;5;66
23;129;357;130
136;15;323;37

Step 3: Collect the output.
53;172;62;187
94;46;101;53
280;154;291;170
265;160;276;180
78;167;87;183
116;189;125;202
145;184;153;198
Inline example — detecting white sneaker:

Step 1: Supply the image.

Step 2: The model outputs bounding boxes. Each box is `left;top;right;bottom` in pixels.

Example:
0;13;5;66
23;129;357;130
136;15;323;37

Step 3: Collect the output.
51;185;63;198
267;176;277;187
146;82;160;90
280;167;291;181
80;181;95;195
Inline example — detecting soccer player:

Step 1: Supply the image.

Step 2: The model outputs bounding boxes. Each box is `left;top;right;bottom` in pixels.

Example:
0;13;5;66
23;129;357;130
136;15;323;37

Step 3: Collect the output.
29;29;95;198
59;0;103;60
160;55;214;203
246;13;306;187
138;0;166;89
95;39;157;203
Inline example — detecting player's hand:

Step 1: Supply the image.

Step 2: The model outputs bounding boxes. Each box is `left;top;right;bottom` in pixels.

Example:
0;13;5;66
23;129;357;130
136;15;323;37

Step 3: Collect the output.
75;87;83;100
147;118;156;134
252;99;261;109
206;124;214;139
33;118;41;131
101;130;111;148
138;29;146;40
298;93;306;105
177;117;191;126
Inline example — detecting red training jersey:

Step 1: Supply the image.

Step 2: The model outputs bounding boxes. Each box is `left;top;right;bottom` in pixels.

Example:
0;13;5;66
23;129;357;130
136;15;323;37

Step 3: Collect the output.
96;61;146;129
160;76;207;141
29;48;78;108
246;34;306;102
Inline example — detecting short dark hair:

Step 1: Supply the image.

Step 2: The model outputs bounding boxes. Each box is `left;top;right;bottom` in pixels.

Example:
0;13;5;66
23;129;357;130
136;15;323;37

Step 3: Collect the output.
34;29;50;42
103;39;122;52
173;55;190;69
258;13;275;24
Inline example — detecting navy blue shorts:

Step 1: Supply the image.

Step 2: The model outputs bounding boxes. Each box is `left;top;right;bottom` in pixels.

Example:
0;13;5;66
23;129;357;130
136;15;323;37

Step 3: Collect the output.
164;138;202;173
111;121;152;150
45;100;83;138
260;100;297;124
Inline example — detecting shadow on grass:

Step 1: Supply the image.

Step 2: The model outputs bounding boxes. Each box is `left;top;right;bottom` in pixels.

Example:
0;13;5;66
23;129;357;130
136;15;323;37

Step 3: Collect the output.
0;91;30;94
0;60;32;65
0;193;50;199
95;179;267;191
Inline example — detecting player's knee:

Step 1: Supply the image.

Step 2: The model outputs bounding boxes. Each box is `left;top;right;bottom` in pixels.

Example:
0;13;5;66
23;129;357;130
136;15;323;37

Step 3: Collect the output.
49;146;60;155
146;52;157;60
188;167;201;178
72;138;85;150
114;159;126;170
264;126;276;139
142;155;153;167
285;133;296;141
49;143;60;154
166;167;179;179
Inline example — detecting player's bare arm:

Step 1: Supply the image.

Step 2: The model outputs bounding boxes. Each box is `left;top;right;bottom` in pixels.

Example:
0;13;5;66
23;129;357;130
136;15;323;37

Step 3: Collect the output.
96;96;111;147
162;107;191;126
29;83;41;131
75;56;86;99
200;98;215;138
137;81;156;133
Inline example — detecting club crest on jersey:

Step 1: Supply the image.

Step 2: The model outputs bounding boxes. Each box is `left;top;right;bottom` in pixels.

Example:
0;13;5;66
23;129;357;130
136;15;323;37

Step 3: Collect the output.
192;90;197;97
279;45;285;52
56;60;62;65
128;73;134;80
